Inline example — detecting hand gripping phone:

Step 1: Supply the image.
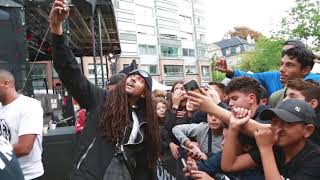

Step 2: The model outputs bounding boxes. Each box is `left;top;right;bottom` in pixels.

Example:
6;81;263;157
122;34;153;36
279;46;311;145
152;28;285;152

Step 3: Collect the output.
183;80;200;94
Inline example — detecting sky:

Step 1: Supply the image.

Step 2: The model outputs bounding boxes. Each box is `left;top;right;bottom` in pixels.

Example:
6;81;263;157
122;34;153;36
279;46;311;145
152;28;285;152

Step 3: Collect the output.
204;0;296;43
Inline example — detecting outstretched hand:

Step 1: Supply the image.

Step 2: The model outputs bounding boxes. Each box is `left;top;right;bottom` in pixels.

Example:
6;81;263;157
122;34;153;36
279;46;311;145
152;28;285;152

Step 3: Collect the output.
50;0;70;34
187;89;215;114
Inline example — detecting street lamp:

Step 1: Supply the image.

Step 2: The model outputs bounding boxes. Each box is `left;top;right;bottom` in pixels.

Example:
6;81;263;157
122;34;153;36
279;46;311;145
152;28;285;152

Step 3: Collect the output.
108;53;117;75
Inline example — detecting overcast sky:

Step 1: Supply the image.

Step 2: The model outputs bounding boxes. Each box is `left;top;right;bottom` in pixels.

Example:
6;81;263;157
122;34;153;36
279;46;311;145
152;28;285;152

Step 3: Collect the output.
204;0;295;43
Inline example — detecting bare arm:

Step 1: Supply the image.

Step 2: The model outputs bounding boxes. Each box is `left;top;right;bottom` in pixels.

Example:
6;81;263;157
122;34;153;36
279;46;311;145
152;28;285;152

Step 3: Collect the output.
221;108;256;172
13;134;36;157
255;128;282;180
187;90;269;137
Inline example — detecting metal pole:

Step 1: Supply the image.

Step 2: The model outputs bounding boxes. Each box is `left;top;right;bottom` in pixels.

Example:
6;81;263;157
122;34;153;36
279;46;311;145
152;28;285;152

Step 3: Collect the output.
98;9;105;87
91;16;98;86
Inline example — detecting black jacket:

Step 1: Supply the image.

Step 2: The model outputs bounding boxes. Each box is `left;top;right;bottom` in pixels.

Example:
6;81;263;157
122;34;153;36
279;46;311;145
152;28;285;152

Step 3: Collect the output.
52;34;153;180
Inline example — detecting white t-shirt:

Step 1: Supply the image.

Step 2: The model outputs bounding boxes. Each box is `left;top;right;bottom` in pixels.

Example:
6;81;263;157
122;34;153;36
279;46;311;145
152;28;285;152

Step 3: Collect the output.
0;95;44;180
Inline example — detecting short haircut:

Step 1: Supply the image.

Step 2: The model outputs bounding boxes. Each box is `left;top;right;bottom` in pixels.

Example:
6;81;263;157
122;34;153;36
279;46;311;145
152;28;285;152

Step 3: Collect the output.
259;85;268;100
286;79;320;104
282;47;315;69
208;81;226;93
0;69;15;83
225;77;261;104
283;39;306;48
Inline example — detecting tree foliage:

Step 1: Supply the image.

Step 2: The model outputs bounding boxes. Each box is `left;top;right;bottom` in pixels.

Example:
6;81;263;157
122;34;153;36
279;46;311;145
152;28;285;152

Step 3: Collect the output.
279;0;320;48
227;26;263;40
239;37;284;72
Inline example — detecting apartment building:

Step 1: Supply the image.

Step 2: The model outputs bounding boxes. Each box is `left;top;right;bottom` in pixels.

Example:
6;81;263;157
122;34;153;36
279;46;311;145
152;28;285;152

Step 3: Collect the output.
113;0;211;85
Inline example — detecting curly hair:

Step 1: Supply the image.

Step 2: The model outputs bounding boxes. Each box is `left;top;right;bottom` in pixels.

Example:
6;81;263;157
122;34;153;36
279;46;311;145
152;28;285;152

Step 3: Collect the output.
100;78;160;167
225;77;262;104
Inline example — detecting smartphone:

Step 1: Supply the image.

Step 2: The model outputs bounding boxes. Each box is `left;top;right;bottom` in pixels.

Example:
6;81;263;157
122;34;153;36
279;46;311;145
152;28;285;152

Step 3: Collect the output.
181;158;188;168
183;80;200;93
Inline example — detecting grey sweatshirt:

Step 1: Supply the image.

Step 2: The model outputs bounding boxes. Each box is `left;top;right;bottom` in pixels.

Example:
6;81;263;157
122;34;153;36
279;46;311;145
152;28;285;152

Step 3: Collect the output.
172;123;222;154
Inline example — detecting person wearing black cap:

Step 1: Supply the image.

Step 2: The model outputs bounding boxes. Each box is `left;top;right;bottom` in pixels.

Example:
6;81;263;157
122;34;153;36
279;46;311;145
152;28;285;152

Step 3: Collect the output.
50;2;160;180
221;99;320;180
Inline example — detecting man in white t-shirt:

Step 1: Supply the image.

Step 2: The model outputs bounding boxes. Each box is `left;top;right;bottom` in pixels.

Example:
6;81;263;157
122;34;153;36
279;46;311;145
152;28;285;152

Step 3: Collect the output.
0;69;44;180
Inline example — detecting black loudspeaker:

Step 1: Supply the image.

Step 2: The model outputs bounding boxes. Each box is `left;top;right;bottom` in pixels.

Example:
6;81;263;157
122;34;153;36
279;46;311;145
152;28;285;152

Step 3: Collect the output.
0;3;33;95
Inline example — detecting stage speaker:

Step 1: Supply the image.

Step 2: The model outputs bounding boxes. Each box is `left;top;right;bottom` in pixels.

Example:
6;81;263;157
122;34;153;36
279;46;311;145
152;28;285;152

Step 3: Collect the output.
0;2;33;95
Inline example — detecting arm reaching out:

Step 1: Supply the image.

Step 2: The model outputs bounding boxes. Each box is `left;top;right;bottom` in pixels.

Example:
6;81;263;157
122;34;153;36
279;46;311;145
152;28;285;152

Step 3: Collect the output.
187;89;269;137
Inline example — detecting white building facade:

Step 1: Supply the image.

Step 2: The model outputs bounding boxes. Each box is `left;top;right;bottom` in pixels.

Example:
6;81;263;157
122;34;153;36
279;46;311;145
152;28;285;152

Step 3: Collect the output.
113;0;211;85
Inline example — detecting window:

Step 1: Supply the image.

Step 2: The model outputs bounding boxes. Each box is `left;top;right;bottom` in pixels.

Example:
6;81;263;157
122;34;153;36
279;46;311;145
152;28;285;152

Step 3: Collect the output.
123;64;129;69
179;15;192;24
201;66;210;76
161;46;179;57
196;18;201;25
181;32;193;41
164;65;184;76
141;65;158;75
199;34;206;41
139;44;157;55
118;21;136;32
88;64;108;84
120;43;137;53
182;48;195;57
185;65;197;74
31;63;48;90
198;49;208;57
119;1;133;10
136;5;153;16
160;34;177;40
137;25;155;35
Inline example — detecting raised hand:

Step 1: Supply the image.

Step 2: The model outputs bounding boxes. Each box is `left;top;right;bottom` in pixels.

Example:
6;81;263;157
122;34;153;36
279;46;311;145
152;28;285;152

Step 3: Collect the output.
215;57;234;76
187;89;216;114
254;128;279;149
172;89;184;108
50;0;70;34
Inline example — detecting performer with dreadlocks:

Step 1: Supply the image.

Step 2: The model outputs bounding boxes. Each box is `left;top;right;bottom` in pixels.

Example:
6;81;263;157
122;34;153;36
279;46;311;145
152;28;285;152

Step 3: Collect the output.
49;1;160;179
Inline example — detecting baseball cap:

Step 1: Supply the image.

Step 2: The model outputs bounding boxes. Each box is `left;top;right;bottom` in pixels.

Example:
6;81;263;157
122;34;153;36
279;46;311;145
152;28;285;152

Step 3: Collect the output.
128;69;152;92
259;99;318;127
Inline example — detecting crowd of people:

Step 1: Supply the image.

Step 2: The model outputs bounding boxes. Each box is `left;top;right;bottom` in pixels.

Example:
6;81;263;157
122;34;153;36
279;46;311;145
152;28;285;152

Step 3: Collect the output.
1;0;320;179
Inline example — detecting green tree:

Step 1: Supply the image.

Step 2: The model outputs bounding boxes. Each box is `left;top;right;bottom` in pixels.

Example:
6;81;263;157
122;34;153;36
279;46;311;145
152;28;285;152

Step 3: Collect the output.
279;0;320;48
239;37;284;72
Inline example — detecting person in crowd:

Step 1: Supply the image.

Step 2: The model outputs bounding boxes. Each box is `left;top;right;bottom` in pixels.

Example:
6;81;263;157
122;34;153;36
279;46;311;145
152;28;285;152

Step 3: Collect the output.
222;100;320;180
105;73;126;91
186;85;320;179
215;41;320;96
172;112;224;156
280;79;320;144
0;69;44;180
0;136;24;180
154;97;170;154
152;89;167;100
50;1;160;179
259;85;269;105
185;123;264;180
208;82;226;101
